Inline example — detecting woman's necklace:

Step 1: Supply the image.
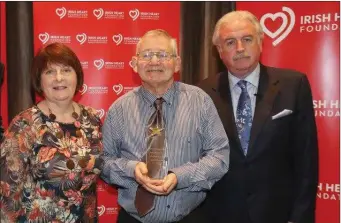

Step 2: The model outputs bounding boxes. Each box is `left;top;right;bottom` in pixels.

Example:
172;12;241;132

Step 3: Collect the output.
47;104;79;121
45;104;92;171
46;103;82;138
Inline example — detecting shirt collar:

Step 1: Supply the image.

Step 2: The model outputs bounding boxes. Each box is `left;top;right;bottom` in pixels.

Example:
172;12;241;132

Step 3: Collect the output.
138;81;178;106
228;63;260;89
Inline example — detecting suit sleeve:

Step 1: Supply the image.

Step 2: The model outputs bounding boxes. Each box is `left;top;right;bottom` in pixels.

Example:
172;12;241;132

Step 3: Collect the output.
289;75;319;223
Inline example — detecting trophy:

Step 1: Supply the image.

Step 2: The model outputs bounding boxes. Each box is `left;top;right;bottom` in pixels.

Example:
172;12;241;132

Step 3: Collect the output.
143;103;167;179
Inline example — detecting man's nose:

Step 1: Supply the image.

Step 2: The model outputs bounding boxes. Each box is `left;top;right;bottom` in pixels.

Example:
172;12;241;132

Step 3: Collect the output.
236;40;245;52
149;54;160;64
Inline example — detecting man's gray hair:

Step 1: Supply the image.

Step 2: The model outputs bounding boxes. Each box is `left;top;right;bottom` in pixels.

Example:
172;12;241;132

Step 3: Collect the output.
136;29;178;56
212;10;264;46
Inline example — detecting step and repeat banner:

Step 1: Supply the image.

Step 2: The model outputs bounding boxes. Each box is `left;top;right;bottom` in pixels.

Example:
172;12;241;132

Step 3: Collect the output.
0;1;8;128
237;2;340;223
33;2;180;222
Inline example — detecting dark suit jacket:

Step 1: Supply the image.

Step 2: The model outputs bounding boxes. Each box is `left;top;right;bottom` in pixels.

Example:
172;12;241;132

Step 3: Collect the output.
197;64;318;223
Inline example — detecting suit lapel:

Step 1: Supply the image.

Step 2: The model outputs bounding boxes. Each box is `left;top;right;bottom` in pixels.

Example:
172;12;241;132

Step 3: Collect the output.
215;72;244;156
248;65;280;155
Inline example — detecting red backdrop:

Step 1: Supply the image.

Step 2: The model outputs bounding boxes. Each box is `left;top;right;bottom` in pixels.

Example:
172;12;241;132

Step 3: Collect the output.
237;2;340;223
3;1;336;222
33;2;180;222
0;2;8;128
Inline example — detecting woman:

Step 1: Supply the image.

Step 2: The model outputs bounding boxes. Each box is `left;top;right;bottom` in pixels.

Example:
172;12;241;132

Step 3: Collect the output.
0;43;103;222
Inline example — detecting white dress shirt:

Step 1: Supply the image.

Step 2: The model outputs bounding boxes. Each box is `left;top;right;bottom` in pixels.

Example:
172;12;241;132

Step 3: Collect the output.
228;63;260;120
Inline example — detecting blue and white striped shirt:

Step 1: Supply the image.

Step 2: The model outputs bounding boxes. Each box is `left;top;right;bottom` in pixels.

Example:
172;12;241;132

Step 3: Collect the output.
101;82;229;223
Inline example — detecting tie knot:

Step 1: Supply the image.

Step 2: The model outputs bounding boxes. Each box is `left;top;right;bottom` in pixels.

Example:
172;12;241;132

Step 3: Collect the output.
154;98;164;109
237;80;248;91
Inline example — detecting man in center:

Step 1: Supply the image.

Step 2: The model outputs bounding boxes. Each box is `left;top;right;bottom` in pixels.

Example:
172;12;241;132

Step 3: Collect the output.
101;29;229;223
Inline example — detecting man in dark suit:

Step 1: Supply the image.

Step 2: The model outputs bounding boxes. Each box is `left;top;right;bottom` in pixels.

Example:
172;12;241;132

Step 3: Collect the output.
198;11;318;223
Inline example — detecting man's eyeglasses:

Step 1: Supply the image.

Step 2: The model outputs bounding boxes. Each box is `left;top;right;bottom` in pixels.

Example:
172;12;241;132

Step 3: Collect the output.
137;51;176;62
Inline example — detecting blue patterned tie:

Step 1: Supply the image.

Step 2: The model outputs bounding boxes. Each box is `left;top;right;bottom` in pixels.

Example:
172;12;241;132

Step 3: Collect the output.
236;80;252;155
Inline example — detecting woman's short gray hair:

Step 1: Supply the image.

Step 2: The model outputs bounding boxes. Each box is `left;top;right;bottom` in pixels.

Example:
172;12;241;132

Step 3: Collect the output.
136;29;178;56
212;10;264;46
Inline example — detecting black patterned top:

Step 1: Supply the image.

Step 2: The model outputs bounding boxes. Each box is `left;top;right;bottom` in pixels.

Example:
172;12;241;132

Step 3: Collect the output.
0;104;103;223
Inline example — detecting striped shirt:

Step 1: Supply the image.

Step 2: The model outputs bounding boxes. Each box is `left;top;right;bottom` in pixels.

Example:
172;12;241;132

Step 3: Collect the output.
101;82;229;223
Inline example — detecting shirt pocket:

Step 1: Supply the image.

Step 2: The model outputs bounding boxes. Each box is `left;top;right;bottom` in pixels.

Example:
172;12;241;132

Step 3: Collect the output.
168;135;201;167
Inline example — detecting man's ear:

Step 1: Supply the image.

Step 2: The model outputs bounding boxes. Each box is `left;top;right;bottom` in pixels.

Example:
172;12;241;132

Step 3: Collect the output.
174;56;181;73
131;56;138;73
258;33;264;53
216;45;224;59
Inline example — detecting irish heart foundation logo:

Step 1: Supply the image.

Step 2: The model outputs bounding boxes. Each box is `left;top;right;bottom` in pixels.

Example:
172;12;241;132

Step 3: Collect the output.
93;8;104;20
96;109;105;119
38;32;49;44
94;59;104;70
79;84;87;95
97;205;105;216
76;33;87;45
112;34;123;45
129;9;139;21
55;7;67;19
113;84;123;95
260;6;295;46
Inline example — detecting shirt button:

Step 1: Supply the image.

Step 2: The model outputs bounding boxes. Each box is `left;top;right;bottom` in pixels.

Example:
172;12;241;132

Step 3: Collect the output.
167;205;170;208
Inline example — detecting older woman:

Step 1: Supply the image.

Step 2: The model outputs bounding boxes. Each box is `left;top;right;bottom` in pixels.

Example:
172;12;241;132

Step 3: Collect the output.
0;43;103;222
